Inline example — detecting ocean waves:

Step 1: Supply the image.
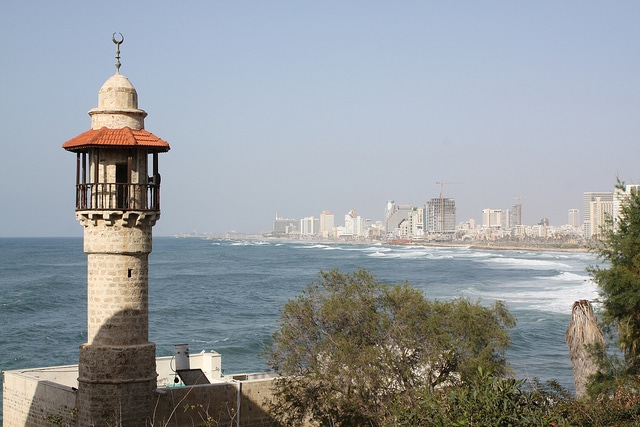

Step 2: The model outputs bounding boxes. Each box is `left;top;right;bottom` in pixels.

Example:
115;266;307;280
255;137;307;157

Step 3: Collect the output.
1;237;601;404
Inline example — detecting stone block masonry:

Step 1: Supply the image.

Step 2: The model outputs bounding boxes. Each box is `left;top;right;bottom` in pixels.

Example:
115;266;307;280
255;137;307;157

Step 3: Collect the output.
77;343;156;427
82;217;153;345
86;253;149;344
76;213;157;426
83;220;153;254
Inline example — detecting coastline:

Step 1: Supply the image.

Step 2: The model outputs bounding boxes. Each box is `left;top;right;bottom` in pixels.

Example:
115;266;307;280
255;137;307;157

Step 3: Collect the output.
184;233;592;254
396;241;590;253
466;243;588;253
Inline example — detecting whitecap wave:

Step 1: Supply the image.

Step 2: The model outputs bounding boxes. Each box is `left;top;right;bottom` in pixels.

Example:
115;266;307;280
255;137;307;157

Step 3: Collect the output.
363;246;392;252
368;251;389;258
483;257;571;269
392;250;432;259
472;280;599;314
297;244;331;249
547;272;590;282
461;251;493;259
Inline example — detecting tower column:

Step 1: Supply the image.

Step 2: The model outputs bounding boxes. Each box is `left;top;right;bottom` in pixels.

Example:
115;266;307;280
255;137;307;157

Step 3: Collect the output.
62;35;170;427
77;218;157;427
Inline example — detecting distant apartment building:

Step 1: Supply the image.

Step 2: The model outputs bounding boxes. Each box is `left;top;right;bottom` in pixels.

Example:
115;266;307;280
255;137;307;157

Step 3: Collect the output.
368;220;385;239
343;209;366;238
583;192;614;239
531;224;548;239
410;206;425;237
503;208;513;229
320;210;335;239
384;200;397;224
510;204;522;227
385;201;413;238
482;209;506;229
273;215;298;236
613;184;640;230
568;209;580;228
512;224;526;238
397;217;411;239
300;216;320;236
426;198;456;237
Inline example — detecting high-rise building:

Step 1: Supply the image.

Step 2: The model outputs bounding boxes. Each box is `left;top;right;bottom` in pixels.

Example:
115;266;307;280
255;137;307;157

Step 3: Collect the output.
385;203;413;237
482;209;505;229
384;200;396;223
320;210;335;238
583;192;614;239
568;209;580;228
344;209;365;238
426;198;456;236
410;206;425;237
273;215;298;235
510;204;522;228
613;184;640;230
300;216;320;236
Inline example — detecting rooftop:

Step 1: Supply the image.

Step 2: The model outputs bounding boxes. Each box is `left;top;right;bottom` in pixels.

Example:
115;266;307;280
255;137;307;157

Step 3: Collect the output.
62;126;170;152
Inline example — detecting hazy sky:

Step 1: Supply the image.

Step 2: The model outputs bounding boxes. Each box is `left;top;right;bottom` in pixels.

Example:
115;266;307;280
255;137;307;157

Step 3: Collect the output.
1;1;639;237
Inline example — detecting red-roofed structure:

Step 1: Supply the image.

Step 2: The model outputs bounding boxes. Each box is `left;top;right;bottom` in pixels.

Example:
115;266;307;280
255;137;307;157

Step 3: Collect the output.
62;126;170;152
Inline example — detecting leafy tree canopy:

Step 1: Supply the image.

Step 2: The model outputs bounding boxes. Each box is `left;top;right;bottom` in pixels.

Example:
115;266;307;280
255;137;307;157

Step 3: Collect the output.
265;269;515;426
387;367;567;427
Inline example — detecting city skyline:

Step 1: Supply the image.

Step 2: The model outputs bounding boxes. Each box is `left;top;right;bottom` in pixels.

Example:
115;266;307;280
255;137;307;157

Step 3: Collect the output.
268;181;637;238
274;186;640;241
274;193;579;229
1;2;639;237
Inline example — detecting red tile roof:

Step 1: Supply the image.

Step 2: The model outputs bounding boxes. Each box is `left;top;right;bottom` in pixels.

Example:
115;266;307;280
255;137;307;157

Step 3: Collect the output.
62;127;170;152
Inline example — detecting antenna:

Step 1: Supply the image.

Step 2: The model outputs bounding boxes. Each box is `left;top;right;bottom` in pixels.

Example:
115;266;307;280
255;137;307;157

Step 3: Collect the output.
112;32;124;73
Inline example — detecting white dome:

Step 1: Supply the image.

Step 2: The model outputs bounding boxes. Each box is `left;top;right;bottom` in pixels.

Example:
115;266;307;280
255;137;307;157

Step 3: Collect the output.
97;73;138;110
89;73;147;130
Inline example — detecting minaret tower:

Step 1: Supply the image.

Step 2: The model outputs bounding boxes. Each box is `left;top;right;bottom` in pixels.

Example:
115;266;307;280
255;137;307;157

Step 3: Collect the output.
62;34;170;426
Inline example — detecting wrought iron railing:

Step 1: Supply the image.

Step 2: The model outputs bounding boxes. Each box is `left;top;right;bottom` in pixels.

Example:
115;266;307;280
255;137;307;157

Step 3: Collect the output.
75;183;160;211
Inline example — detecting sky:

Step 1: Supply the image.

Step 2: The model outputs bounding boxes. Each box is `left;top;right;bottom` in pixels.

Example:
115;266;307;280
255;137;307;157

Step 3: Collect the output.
1;1;639;237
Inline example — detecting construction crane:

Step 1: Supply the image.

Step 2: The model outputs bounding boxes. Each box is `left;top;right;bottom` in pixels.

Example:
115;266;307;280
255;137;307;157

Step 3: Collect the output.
435;181;461;236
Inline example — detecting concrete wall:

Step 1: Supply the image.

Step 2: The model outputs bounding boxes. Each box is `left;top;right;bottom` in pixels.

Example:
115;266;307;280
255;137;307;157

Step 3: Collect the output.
3;369;77;427
3;360;279;427
152;377;277;427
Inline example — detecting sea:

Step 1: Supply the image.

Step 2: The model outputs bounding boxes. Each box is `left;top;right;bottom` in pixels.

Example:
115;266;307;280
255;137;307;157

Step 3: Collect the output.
0;237;601;422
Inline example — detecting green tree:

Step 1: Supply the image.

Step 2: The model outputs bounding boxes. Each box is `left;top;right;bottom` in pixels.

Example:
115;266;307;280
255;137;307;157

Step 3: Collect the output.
386;367;568;427
588;182;640;369
265;269;515;427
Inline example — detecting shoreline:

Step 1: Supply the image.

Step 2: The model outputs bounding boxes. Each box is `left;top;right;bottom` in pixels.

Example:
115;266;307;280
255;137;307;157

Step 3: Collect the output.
177;234;592;254
396;241;589;253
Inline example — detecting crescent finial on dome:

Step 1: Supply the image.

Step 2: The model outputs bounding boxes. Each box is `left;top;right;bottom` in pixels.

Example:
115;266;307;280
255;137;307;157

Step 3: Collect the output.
112;32;124;73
